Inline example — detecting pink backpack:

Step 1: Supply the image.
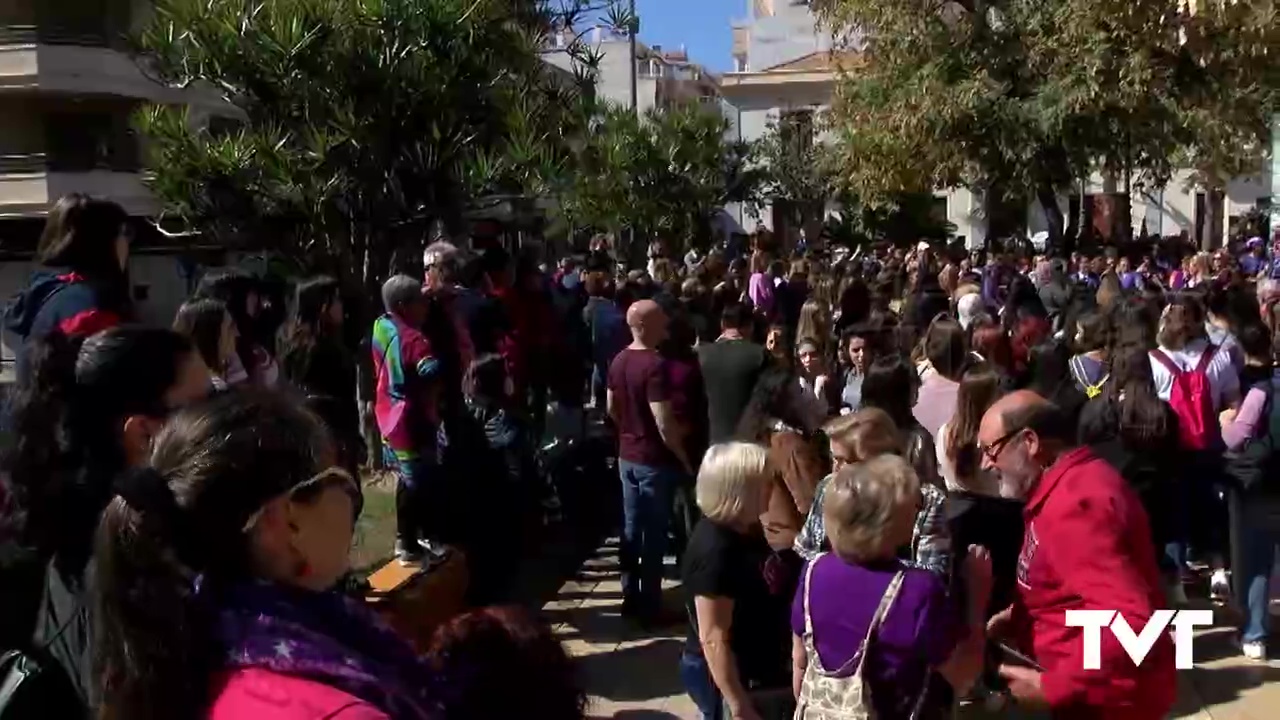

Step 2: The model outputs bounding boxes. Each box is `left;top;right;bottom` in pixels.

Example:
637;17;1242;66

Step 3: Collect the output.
1150;345;1218;450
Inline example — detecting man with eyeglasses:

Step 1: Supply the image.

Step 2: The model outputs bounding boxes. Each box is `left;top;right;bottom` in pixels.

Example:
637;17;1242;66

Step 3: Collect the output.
977;391;1174;720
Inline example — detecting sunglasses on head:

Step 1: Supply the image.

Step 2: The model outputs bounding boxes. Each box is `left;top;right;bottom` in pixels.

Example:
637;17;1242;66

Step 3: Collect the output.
241;466;362;532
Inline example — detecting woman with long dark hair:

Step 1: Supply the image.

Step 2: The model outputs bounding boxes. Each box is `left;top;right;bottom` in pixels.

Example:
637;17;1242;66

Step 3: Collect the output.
1079;347;1184;600
3;195;132;384
194;269;279;387
280;276;361;472
173;298;237;389
861;354;940;485
736;366;828;554
1027;340;1088;425
92;391;433;720
0;327;209;706
937;362;1002;492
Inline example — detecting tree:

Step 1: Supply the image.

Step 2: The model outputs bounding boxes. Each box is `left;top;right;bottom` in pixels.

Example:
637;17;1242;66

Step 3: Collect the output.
754;113;836;242
560;104;761;256
135;0;610;303
812;0;1280;250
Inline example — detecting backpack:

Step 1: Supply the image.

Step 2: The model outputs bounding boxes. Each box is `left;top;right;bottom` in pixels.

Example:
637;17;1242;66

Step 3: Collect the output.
1150;345;1218;451
1225;379;1280;494
1069;356;1108;399
0;567;87;720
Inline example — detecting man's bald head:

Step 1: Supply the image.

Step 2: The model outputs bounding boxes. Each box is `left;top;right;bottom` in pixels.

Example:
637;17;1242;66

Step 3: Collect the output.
977;389;1073;500
985;390;1052;436
627;299;662;328
626;299;668;348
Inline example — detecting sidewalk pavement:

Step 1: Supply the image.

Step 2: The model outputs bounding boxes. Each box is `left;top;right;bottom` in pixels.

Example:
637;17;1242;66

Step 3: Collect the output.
546;539;1280;720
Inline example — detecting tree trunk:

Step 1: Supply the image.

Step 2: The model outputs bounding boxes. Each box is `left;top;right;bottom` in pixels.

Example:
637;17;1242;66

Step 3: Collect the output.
358;236;384;471
1036;183;1065;255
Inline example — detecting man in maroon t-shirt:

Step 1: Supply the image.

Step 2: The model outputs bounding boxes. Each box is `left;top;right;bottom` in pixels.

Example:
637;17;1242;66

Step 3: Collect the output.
608;299;694;623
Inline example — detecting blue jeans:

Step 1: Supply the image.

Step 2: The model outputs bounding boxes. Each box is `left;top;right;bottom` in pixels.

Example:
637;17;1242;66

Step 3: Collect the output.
679;651;723;720
1235;497;1280;643
391;451;445;544
591;363;609;410
618;459;677;614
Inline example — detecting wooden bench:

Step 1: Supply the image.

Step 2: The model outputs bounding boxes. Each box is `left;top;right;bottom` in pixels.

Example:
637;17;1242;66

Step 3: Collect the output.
365;547;469;654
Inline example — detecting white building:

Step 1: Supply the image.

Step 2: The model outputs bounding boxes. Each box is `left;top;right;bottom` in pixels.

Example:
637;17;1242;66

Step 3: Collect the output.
542;27;722;115
721;0;1272;249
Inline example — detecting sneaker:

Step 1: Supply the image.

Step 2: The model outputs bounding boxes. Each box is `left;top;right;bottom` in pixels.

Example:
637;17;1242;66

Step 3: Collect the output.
1210;569;1231;601
395;538;425;566
416;539;449;566
1242;640;1267;661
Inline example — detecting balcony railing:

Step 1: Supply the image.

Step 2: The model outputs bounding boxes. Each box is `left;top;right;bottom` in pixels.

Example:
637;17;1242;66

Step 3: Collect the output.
0;153;47;173
0;23;118;48
0;141;141;175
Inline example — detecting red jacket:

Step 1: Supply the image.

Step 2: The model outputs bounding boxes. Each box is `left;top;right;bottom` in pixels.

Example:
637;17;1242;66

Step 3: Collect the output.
1011;447;1176;720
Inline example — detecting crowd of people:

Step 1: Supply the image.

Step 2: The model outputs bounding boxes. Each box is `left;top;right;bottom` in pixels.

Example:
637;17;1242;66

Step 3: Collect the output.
1;190;1279;720
605;234;1280;719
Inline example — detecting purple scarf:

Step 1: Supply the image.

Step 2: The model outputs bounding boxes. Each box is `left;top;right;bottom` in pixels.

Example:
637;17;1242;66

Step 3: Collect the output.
208;581;438;720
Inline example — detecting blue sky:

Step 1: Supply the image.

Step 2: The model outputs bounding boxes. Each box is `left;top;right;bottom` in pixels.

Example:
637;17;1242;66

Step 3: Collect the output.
633;0;740;71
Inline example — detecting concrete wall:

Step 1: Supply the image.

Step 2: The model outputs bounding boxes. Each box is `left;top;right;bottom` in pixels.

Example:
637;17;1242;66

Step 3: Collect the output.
745;2;828;71
543;38;660;115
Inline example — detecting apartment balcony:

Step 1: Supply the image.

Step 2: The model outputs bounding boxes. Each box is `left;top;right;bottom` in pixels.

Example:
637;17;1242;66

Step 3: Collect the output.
0;100;157;217
0;9;228;111
0;155;156;218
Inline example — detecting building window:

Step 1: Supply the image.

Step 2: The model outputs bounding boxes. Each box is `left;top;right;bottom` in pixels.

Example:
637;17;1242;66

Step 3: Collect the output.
931;196;948;225
734;56;748;72
780;109;815;154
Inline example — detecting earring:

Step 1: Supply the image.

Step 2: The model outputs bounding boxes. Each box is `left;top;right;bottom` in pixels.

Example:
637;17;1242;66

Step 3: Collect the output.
294;552;311;579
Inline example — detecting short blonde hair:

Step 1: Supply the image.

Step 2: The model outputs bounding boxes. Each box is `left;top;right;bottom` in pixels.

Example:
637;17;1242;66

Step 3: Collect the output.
696;442;772;525
823;454;920;563
823;408;901;461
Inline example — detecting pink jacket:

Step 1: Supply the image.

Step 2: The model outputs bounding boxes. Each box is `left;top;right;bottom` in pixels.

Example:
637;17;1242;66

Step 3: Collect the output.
209;668;389;719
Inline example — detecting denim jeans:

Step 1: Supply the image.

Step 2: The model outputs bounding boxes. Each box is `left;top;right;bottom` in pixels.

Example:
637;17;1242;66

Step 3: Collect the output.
1232;495;1280;643
679;651;723;720
618;459;677;614
393;454;444;544
591;363;609;410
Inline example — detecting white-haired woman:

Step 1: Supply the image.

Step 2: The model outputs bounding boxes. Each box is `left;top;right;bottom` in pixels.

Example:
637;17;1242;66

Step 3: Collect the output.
792;456;991;719
681;443;793;720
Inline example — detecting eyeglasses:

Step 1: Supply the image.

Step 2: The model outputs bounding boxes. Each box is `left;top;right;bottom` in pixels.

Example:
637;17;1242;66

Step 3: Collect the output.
978;427;1024;463
241;466;361;532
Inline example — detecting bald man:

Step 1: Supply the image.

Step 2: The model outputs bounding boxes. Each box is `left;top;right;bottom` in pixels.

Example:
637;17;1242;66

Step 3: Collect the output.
607;299;691;622
977;391;1174;720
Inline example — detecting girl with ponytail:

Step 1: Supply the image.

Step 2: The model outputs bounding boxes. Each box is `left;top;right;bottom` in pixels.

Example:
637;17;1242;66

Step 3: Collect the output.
93;391;436;720
0;327;208;704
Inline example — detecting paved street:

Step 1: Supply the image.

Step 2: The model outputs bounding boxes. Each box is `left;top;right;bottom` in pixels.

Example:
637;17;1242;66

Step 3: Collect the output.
547;540;1280;720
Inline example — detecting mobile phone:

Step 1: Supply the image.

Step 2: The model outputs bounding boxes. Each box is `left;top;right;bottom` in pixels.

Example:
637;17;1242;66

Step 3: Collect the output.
995;642;1045;671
